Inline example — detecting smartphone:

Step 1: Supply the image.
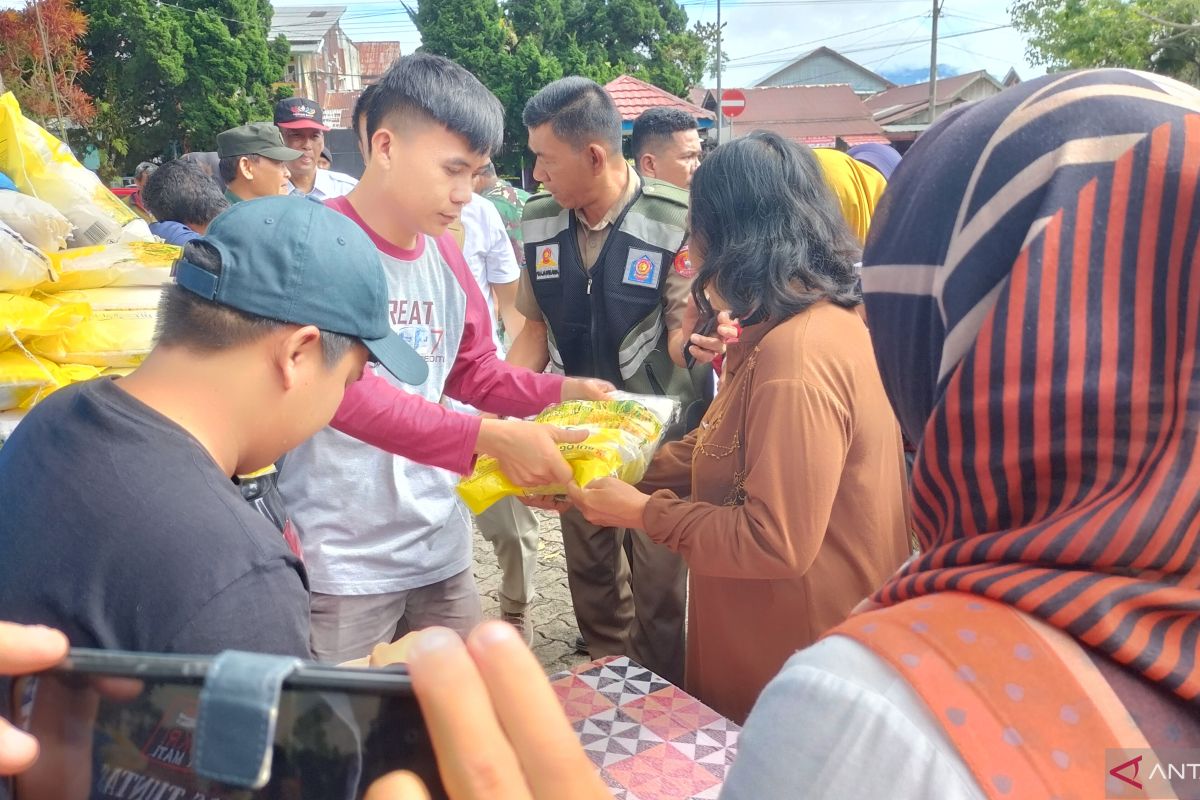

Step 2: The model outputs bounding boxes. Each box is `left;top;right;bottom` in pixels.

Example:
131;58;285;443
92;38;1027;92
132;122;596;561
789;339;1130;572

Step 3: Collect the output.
7;649;445;800
684;311;719;369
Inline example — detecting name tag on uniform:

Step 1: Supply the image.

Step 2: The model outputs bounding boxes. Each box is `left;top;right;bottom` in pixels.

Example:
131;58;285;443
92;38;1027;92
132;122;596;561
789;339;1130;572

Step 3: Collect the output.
623;248;661;288
535;244;560;280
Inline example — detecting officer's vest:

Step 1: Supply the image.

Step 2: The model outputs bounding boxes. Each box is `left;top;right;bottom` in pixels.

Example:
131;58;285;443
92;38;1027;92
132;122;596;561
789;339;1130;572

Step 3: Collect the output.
522;179;707;421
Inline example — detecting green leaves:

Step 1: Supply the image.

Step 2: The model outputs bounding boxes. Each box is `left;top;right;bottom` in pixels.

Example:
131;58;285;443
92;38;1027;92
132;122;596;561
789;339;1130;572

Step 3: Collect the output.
417;0;714;172
75;0;286;180
1011;0;1199;85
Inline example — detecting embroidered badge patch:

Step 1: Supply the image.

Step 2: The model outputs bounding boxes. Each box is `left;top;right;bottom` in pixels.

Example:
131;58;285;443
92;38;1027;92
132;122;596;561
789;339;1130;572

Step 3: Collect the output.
623;248;661;287
535;244;560;280
673;245;696;278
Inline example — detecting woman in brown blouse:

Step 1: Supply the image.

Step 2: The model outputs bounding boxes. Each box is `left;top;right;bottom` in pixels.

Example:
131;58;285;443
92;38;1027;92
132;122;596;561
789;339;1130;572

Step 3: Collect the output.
567;131;911;723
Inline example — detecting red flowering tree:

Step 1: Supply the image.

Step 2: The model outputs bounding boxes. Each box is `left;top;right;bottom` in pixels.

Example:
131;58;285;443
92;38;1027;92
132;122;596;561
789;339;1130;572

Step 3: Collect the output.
0;0;95;127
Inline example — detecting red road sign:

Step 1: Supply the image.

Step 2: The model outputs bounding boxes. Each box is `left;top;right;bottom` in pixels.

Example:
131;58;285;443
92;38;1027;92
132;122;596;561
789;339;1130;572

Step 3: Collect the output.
720;89;747;118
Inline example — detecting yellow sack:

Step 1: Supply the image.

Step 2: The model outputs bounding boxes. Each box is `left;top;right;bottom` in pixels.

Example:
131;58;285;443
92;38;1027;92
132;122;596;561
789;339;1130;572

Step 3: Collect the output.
27;287;162;368
0;221;55;294
0;350;101;411
0;293;88;351
0;92;138;248
457;394;678;515
42;242;182;292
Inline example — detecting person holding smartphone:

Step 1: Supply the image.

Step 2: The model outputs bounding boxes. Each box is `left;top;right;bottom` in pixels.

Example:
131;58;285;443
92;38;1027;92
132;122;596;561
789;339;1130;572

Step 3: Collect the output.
564;133;912;723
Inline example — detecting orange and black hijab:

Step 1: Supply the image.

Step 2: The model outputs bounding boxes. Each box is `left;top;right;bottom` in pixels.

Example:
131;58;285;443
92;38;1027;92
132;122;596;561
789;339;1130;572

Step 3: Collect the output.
860;69;1200;705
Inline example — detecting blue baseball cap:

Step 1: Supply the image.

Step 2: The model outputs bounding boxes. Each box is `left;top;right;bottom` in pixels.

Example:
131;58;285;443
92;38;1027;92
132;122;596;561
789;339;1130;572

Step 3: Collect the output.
174;196;428;385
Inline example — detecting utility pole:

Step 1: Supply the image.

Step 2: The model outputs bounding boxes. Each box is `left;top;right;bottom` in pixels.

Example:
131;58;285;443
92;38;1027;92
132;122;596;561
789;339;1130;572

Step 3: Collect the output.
928;0;941;124
715;0;723;144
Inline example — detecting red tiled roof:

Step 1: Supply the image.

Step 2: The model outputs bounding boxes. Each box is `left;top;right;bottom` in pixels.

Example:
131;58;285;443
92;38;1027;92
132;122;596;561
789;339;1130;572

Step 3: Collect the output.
702;84;885;142
864;70;998;113
604;75;715;122
358;41;402;82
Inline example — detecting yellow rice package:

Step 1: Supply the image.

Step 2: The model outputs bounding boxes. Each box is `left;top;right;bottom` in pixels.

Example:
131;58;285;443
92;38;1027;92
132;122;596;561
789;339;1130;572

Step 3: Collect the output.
458;392;679;514
0;292;88;351
41;241;182;292
27;287;162;368
0;350;101;411
0;220;55;293
0;92;139;248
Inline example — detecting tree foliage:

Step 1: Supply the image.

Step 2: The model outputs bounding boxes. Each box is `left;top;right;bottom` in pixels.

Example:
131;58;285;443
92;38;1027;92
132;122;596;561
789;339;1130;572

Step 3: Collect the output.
0;0;96;129
1012;0;1200;85
416;0;716;171
75;0;287;180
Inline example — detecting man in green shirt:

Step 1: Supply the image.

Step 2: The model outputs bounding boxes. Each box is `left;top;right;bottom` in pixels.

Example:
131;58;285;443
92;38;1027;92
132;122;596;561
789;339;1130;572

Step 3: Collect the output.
474;162;531;267
216;123;301;204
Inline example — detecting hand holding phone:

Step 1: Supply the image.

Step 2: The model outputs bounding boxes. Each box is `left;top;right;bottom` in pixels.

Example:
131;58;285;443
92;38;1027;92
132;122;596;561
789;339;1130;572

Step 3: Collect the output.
13;649;444;800
372;623;608;800
0;622;68;776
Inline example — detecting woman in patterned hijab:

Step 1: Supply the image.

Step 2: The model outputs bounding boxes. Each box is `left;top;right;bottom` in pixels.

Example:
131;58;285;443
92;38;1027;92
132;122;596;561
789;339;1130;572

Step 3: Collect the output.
726;69;1200;799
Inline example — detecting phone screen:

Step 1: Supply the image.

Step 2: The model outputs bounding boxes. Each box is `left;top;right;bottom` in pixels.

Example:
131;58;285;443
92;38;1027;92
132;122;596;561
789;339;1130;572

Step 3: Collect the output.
9;665;444;800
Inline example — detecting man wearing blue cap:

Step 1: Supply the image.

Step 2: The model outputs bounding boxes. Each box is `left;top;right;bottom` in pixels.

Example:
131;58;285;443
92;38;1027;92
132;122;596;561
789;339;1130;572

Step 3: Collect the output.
0;197;426;657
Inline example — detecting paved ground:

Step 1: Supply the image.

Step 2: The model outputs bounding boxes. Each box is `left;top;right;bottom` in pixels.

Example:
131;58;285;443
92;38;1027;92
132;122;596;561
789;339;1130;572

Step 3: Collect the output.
472;509;591;675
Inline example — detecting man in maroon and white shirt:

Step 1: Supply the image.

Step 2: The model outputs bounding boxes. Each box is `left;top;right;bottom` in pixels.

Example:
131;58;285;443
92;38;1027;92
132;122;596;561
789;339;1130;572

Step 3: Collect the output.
277;53;610;663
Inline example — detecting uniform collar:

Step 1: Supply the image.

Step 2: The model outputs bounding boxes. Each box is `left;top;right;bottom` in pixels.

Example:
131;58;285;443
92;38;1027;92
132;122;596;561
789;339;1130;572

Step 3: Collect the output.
579;162;640;233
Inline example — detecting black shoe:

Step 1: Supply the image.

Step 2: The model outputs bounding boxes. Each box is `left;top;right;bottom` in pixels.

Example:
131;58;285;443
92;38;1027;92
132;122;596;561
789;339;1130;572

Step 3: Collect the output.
573;634;589;655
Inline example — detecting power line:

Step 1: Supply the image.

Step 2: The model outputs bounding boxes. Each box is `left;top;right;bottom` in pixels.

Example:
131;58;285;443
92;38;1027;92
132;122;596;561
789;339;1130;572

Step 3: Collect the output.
728;23;1009;70
723;13;925;64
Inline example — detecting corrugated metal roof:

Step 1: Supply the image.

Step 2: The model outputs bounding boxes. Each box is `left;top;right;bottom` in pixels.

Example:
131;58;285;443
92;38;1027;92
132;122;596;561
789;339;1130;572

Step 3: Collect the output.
864;70;1001;124
358;41;402;80
604;75;715;122
270;6;346;43
753;47;895;92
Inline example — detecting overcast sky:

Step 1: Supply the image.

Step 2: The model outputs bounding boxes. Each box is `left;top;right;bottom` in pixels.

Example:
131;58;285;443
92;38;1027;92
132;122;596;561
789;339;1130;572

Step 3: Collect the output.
273;0;1041;88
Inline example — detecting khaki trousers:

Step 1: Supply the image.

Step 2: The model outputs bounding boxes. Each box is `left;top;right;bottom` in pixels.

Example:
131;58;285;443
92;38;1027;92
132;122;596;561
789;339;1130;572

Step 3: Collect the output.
475;496;542;615
309;568;482;664
559;506;687;685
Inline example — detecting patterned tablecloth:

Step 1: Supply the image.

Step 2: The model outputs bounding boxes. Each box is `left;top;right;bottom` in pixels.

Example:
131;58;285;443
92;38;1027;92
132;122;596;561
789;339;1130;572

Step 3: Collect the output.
551;656;741;800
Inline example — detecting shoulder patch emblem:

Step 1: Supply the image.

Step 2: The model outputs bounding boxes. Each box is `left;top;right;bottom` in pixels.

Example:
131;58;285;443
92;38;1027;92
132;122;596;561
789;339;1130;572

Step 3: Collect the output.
623;248;661;288
535;244;560;280
673;245;696;278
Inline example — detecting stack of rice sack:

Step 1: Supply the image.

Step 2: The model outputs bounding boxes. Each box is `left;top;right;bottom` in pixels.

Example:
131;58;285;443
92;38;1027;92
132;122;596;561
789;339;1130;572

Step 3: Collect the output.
0;92;179;439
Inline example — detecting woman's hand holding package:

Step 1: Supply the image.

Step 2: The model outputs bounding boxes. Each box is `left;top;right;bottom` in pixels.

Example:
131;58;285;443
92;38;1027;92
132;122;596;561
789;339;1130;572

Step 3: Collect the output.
566;477;651;530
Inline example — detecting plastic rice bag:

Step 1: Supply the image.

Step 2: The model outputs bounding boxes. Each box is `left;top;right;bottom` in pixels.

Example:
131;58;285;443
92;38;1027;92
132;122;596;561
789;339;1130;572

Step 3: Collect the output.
42;242;181;292
0;292;88;351
0;220;55;293
0;350;101;411
0;190;72;251
458;392;679;514
0;92;136;248
27;287;162;367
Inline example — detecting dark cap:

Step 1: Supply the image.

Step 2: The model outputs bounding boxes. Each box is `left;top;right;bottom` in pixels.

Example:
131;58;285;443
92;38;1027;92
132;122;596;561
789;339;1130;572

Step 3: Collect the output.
174;196;428;385
274;97;330;132
216;123;303;162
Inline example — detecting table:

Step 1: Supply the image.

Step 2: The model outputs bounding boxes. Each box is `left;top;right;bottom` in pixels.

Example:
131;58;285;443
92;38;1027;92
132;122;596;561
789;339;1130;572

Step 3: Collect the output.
552;656;741;800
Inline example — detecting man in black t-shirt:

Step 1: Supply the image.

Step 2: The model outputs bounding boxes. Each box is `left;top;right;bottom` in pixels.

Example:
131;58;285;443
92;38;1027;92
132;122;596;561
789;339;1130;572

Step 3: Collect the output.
0;197;427;657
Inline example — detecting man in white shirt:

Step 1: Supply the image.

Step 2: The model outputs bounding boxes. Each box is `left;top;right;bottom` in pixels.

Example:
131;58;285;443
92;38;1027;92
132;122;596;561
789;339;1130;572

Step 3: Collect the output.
274;97;359;201
456;192;540;643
